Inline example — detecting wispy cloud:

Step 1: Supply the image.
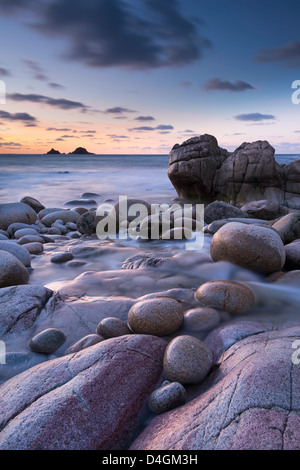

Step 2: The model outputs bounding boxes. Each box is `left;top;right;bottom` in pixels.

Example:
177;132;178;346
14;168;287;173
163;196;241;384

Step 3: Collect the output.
23;59;48;81
8;92;89;110
204;78;255;92
134;116;156;121
0;67;11;77
255;41;300;67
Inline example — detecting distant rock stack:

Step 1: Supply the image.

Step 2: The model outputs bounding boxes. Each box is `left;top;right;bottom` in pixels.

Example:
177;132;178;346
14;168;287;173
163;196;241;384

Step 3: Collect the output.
46;148;61;155
168;134;300;209
68;147;95;155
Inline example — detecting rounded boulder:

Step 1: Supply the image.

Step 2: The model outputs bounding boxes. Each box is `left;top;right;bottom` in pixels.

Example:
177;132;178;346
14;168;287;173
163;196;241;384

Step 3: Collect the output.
210;222;286;274
128;297;184;337
195;280;256;315
163;335;213;384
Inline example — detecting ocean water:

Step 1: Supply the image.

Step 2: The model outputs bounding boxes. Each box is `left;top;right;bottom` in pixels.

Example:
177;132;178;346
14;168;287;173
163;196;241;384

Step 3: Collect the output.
0;154;174;208
0;153;299;208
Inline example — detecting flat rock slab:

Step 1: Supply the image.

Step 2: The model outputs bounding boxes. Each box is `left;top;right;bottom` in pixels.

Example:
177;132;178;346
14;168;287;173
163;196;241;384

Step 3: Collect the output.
0;334;167;450
130;319;300;450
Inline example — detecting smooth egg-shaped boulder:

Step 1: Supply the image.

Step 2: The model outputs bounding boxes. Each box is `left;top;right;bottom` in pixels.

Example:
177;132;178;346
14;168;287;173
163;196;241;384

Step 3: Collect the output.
128;297;184;336
29;328;66;354
195;280;256;315
163;335;213;384
210;222;286;274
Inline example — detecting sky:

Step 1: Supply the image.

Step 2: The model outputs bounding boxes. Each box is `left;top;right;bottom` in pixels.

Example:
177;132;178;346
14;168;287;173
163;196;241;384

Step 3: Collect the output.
0;0;300;154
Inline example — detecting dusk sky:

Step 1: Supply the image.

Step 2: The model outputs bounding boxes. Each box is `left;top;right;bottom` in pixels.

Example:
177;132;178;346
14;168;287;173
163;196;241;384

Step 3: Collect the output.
0;0;300;154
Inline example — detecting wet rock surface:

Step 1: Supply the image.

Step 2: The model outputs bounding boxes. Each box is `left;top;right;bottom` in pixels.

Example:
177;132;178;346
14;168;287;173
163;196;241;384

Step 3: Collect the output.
0;188;300;450
0;335;166;450
130;318;300;450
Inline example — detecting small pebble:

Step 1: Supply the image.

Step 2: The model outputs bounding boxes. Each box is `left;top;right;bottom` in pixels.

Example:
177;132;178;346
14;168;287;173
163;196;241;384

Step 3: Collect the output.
163;335;213;384
96;317;132;339
148;381;187;414
29;328;66;354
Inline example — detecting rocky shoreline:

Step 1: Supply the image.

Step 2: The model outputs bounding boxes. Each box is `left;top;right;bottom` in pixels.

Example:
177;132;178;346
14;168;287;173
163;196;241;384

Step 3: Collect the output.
0;162;300;449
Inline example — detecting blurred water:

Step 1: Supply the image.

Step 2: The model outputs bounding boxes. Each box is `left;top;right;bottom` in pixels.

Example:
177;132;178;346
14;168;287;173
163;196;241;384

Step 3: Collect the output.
1;153;299;209
0;154;175;207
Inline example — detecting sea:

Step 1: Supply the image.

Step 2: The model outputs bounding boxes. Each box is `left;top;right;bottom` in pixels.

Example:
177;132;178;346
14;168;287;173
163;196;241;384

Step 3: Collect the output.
0;153;299;208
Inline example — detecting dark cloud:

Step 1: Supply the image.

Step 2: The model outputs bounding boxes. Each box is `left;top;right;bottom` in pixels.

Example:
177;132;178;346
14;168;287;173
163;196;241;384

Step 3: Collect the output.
0;0;211;69
255;41;300;67
234;113;276;122
8;92;89;110
129;124;174;131
155;124;174;130
129;126;155;131
104;106;136;114
0;110;37;122
204;78;255;92
135;116;156;121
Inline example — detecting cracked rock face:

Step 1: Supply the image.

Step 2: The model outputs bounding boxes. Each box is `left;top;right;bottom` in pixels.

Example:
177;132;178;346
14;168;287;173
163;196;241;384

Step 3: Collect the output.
0;334;167;450
168;135;300;208
130;319;300;450
0;285;52;335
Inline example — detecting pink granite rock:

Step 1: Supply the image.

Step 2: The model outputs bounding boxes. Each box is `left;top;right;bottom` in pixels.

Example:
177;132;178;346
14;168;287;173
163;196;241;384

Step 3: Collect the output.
0;334;167;450
130;321;300;450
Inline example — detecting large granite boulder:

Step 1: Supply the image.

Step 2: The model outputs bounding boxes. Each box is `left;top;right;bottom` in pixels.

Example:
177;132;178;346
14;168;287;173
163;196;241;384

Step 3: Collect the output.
0;334;166;450
168;135;300;208
0;203;37;231
130;318;300;450
168;135;229;202
0;285;53;336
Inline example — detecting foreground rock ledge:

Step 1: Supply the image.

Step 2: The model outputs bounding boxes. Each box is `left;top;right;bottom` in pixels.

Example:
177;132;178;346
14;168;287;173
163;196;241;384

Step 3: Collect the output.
0;335;166;450
130;321;300;450
168;135;300;208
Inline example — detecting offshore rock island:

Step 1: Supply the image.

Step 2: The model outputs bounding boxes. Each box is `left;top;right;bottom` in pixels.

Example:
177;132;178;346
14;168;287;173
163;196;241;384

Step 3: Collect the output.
45;147;95;155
